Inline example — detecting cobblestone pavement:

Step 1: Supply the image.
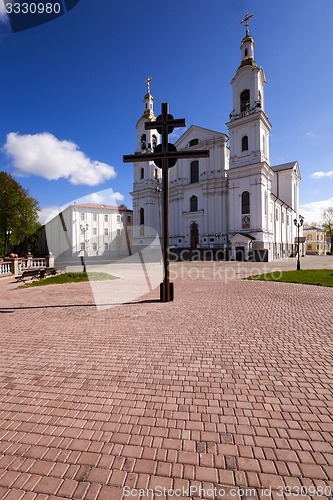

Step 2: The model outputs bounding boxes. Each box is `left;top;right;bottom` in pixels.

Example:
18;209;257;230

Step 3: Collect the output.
0;258;332;499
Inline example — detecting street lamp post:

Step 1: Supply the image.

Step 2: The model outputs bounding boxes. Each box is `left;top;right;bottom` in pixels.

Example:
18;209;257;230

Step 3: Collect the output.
80;223;89;272
294;218;303;270
5;229;12;256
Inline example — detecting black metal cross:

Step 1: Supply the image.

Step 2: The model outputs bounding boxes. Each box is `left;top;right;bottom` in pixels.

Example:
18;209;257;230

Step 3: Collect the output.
124;102;209;302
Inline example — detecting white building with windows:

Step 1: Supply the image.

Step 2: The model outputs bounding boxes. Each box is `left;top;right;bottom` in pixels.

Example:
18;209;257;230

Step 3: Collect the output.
41;203;133;260
130;18;302;262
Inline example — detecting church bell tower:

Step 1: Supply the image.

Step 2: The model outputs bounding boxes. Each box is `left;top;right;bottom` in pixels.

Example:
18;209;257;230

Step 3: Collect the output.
130;78;162;246
226;14;274;260
227;13;271;168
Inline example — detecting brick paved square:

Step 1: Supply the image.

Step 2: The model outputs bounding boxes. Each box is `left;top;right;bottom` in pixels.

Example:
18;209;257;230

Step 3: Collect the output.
0;258;332;498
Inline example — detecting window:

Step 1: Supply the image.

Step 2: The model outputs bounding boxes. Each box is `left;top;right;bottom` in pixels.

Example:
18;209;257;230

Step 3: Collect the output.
141;134;146;150
241;191;250;214
154;168;158;179
80;242;85;251
140;208;145;225
80;227;85;235
287;215;290;226
152;135;157;148
264;191;268;215
282;212;285;223
189;138;199;147
104;243;109;250
190;161;199;183
93;228;97;236
240;89;250;112
140;168;144;180
117;229;121;236
104;228;108;235
80;212;85;221
244;48;248;57
104;214;108;222
276;208;279;221
117;215;121;222
93;213;97;222
93;242;97;251
127;216;132;223
190;195;198;212
241;135;248;151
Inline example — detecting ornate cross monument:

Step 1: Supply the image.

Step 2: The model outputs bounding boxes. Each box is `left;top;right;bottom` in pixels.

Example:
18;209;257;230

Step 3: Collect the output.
124;102;209;302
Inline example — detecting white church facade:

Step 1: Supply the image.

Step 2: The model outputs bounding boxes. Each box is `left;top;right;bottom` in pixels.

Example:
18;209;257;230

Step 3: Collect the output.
131;17;302;262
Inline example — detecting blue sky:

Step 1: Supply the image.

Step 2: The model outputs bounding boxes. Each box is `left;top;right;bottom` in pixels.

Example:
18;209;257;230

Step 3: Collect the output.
0;0;332;224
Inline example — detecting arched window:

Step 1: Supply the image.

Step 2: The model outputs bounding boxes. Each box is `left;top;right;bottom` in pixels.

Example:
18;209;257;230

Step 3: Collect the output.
190;161;199;183
190;195;198;212
140;167;144;179
154;168;158;179
240;89;250;112
189;138;199;147
241;191;250;214
140;208;145;225
152;135;157;148
244;48;248;57
141;134;146;150
241;135;248;151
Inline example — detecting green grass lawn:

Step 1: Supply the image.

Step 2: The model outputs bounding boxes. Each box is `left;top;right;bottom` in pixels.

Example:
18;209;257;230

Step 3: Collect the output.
20;272;119;288
247;269;333;287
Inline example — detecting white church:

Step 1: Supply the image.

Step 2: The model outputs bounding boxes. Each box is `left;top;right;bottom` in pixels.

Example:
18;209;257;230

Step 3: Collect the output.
130;15;302;262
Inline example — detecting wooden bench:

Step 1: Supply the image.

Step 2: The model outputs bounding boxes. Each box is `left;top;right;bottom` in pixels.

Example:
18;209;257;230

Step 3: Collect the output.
39;268;57;279
15;269;43;282
15;266;67;282
36;266;67;279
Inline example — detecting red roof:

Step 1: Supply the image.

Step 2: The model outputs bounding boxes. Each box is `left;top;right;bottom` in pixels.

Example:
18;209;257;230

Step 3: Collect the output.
72;203;132;212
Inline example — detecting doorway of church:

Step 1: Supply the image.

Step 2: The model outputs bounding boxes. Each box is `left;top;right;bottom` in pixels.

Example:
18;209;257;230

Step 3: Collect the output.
235;246;245;261
190;222;199;250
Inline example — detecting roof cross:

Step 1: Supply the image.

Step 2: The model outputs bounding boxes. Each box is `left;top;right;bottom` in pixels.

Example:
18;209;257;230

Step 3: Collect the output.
145;77;152;95
241;13;254;36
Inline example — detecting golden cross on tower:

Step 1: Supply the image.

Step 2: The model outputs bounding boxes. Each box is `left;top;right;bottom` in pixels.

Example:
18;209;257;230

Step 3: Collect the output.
241;13;254;36
145;76;152;95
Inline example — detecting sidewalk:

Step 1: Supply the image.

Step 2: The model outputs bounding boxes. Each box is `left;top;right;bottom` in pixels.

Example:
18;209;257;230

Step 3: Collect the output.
0;257;332;499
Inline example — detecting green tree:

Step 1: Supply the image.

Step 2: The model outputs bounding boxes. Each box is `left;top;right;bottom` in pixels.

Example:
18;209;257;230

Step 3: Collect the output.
0;171;40;256
322;207;333;254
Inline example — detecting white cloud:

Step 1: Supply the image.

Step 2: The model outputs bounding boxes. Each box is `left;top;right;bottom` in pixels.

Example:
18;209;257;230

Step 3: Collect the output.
76;188;124;205
39;205;62;225
4;132;117;186
310;170;333;179
113;192;124;201
300;197;333;224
